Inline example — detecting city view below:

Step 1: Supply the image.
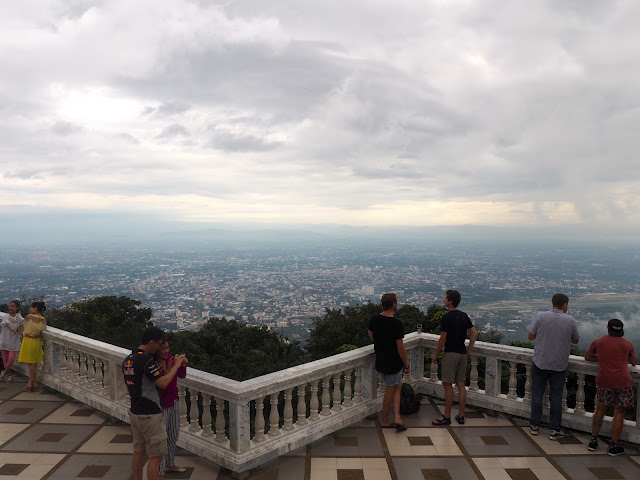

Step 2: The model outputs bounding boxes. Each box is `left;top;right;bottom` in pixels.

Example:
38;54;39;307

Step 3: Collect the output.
1;240;639;349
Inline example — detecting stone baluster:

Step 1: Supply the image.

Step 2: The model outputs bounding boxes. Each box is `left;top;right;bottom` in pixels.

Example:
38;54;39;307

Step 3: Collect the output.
283;388;294;431
343;370;353;407
353;368;362;403
268;392;280;437
254;397;266;442
93;358;104;392
332;374;342;412
574;373;585;414
544;384;550;409
508;362;518;399
524;364;532;403
72;349;81;377
469;356;479;391
42;340;50;374
321;376;331;416
430;352;438;382
78;352;88;383
201;394;213;437
86;355;96;386
58;345;67;376
562;384;568;411
101;360;110;395
377;374;385;396
296;384;307;425
309;380;320;421
189;389;201;433
214;397;226;442
179;385;189;429
66;349;75;377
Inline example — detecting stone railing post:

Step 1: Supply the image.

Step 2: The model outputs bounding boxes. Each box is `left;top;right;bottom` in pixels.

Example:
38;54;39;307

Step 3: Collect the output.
44;339;61;375
360;359;378;401
109;359;127;403
409;344;424;382
484;356;500;397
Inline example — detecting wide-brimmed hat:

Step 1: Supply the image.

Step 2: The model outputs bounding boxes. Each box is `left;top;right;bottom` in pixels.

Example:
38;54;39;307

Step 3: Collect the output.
607;318;624;337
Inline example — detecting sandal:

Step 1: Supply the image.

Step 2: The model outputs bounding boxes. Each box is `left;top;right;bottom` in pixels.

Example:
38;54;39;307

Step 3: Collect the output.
455;415;466;425
381;423;398;429
432;415;451;426
23;384;33;392
394;423;407;432
165;465;187;473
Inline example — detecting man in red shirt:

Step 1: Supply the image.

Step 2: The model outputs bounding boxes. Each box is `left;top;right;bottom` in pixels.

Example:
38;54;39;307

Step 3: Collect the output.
584;319;637;456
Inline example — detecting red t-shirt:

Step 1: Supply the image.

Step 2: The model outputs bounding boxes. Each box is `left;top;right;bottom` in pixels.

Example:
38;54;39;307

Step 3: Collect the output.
588;335;636;388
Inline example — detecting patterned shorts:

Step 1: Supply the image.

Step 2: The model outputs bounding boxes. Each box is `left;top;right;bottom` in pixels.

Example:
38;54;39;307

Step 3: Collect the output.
596;386;635;410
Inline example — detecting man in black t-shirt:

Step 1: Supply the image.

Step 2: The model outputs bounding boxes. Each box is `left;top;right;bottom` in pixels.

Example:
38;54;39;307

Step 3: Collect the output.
432;290;477;426
368;293;410;431
123;326;185;480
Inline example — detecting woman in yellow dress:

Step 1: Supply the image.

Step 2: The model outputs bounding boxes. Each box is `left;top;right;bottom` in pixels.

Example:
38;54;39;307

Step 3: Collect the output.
18;301;47;392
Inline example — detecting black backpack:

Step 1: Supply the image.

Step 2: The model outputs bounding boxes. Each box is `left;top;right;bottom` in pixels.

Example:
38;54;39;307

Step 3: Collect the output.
399;383;420;415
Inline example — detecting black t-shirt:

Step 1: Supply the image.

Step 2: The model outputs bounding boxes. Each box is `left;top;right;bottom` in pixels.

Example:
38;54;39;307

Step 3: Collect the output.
440;310;473;354
122;349;162;414
368;313;404;374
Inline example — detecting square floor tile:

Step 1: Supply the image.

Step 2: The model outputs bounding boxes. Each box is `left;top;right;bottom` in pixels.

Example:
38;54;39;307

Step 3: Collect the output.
454;427;539;456
394;458;480;480
77;426;134;454
46;454;135;480
41;402;107;425
1;424;97;453
311;428;384;457
553;455;640;480
0;400;63;423
0;452;65;478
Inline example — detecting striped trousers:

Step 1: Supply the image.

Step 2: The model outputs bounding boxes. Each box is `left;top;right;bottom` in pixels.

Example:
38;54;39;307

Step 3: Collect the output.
159;400;180;475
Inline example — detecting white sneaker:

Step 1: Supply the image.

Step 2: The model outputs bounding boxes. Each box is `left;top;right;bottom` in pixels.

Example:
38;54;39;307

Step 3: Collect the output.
529;425;539;435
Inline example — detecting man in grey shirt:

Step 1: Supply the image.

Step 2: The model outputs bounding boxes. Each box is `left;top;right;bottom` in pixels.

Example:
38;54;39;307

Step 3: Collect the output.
528;293;579;440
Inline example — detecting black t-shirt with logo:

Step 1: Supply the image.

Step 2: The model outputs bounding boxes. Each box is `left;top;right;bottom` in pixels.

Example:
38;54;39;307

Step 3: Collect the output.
122;349;162;414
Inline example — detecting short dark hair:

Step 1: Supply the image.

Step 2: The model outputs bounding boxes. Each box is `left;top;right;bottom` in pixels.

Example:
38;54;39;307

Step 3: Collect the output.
10;300;21;310
0;304;7;313
380;292;397;310
551;293;569;308
141;326;166;345
445;290;461;307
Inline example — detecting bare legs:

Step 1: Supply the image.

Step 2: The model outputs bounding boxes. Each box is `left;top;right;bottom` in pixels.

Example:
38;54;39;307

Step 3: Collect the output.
442;381;466;418
24;363;38;391
381;381;403;426
591;401;625;443
132;452;161;480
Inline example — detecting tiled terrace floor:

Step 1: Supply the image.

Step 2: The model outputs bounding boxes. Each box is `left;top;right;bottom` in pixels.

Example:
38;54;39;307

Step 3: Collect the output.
1;374;639;480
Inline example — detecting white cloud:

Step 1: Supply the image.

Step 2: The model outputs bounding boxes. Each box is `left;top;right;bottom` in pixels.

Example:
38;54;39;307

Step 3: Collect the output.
2;0;640;235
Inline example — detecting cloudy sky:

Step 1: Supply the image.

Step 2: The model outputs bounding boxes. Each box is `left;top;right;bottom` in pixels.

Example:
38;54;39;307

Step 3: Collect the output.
2;0;640;239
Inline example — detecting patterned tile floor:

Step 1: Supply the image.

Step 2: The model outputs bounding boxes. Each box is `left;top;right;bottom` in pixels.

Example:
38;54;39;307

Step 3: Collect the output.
0;375;638;479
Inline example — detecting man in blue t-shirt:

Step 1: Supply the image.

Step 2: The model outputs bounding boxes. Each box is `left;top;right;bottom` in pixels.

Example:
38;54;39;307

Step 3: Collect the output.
123;326;185;480
368;293;410;431
432;290;477;425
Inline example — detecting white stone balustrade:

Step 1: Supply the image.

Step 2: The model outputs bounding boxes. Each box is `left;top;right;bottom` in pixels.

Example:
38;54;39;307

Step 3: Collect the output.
14;327;639;479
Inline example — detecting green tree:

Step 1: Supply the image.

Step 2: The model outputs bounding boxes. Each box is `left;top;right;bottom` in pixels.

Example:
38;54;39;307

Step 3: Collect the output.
305;303;381;360
48;295;152;349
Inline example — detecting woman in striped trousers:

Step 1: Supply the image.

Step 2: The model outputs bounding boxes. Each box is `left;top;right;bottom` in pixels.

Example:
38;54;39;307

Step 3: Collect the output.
156;341;188;475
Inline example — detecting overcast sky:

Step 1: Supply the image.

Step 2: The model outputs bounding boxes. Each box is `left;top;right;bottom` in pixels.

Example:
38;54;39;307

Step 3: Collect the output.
2;0;640;239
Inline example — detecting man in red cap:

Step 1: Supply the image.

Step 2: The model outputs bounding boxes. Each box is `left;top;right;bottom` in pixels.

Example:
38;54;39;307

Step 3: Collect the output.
585;318;637;456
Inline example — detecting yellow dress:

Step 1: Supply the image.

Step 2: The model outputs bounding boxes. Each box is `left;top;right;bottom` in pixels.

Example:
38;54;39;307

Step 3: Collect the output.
18;314;47;363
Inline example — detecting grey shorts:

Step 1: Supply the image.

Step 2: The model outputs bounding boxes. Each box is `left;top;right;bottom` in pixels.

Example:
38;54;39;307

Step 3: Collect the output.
441;352;468;384
130;412;167;457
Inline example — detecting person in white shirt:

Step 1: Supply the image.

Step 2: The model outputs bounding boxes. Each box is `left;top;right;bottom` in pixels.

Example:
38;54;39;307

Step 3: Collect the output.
0;300;25;382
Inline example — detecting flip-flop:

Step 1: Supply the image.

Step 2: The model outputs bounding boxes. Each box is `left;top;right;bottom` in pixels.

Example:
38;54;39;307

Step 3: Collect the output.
455;415;466;425
432;415;451;426
381;423;398;429
166;466;187;473
394;423;407;432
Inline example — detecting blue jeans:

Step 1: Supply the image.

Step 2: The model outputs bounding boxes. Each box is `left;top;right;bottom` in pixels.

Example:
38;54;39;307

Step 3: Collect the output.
529;363;566;431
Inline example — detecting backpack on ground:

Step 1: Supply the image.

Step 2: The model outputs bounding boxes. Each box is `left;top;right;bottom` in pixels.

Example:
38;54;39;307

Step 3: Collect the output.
399;383;420;415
